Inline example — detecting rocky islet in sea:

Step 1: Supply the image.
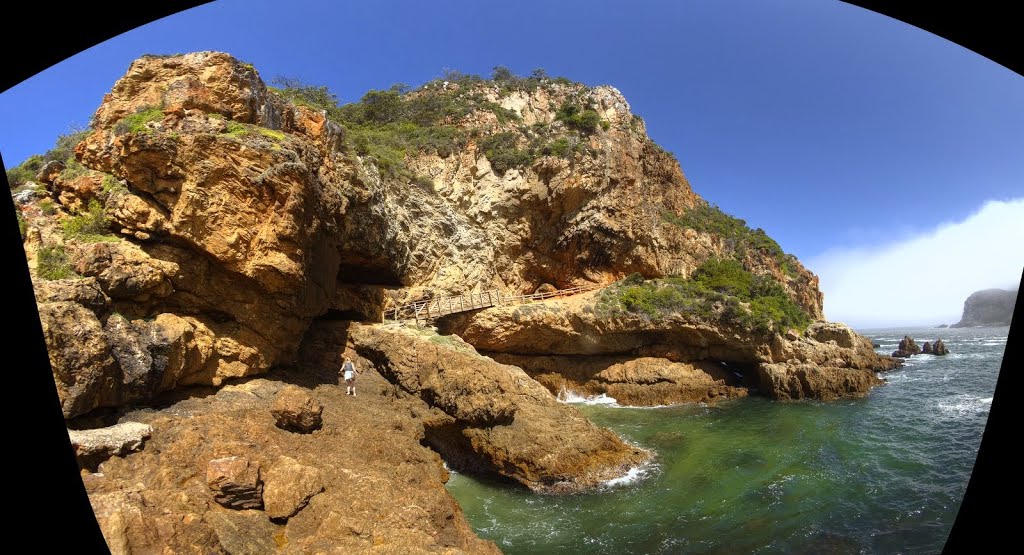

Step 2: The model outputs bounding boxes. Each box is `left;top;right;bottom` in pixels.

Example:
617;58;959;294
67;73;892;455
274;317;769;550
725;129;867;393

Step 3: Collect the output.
14;52;903;552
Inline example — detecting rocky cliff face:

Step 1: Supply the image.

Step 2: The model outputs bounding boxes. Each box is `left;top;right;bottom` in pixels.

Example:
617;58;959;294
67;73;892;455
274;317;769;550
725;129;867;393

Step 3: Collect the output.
438;292;898;402
11;51;889;551
18;51;826;417
951;288;1017;327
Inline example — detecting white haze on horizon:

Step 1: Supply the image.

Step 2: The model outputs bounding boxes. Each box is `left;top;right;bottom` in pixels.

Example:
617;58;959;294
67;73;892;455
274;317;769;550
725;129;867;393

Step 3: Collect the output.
806;198;1024;330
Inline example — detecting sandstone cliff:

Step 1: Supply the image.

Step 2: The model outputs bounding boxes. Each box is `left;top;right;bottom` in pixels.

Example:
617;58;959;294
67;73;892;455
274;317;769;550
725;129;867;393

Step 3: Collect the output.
9;51;898;551
13;51;832;418
438;290;898;402
951;288;1017;327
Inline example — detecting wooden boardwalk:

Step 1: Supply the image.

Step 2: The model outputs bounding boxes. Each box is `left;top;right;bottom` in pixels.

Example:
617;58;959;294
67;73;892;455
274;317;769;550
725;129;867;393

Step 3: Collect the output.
388;284;601;324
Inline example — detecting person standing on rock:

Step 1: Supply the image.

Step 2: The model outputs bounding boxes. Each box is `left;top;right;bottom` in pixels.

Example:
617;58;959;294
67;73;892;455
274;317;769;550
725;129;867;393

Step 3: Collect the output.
342;357;357;396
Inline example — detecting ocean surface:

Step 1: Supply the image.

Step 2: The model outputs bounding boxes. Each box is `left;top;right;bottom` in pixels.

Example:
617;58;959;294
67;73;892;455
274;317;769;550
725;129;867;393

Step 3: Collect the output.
445;326;1008;554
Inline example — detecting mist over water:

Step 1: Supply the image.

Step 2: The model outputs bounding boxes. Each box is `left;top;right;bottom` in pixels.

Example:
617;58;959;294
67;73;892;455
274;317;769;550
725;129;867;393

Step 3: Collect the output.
446;326;1006;554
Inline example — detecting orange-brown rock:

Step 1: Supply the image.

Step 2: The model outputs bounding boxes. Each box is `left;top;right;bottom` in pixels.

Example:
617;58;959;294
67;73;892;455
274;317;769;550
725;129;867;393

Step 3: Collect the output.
206;456;264;510
82;376;498;554
24;50;825;415
492;353;748;406
271;385;324;433
440;292;899;402
340;322;651;492
262;456;324;520
756;362;883;401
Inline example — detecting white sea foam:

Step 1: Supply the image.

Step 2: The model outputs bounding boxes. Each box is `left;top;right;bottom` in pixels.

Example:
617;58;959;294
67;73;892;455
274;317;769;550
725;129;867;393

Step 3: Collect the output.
557;388;619;406
937;395;992;417
601;460;656;488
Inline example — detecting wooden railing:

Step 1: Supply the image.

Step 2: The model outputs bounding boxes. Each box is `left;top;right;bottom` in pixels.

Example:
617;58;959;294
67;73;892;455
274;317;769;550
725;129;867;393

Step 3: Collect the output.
388;283;602;324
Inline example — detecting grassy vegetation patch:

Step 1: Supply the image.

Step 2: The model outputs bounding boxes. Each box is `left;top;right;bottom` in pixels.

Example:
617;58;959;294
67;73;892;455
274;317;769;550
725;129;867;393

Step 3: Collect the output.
555;101;602;133
114;107;163;135
62;199;118;242
5;128;91;189
101;174;127;196
37;245;78;280
596;259;810;332
661;203;797;277
269;68;598;180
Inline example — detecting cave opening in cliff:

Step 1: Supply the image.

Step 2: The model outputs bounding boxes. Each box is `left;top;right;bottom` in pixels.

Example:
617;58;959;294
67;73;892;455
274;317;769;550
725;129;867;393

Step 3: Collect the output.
336;251;404;286
318;308;367;321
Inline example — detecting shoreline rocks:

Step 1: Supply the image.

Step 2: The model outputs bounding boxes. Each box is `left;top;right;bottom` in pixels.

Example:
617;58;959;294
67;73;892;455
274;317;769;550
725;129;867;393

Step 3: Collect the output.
892;336;921;358
892;336;949;358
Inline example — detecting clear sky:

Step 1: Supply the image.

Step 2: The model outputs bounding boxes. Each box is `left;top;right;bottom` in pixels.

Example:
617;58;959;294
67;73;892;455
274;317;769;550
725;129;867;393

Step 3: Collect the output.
2;0;1021;326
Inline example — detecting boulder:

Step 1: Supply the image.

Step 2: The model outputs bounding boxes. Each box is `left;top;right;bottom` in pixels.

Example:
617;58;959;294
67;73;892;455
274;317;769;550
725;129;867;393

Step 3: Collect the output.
68;422;153;470
757;363;883;401
36;160;64;183
203;510;279;554
805;321;858;349
12;185;45;204
33;277;110;313
38;301;121;418
933;339;949;356
347;323;650;492
262;456;324;520
271;386;324;433
891;336;921;358
206;456;263;510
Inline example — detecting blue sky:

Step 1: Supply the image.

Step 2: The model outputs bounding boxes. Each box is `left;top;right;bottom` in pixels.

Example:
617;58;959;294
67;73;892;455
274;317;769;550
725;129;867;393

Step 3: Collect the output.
2;0;1021;325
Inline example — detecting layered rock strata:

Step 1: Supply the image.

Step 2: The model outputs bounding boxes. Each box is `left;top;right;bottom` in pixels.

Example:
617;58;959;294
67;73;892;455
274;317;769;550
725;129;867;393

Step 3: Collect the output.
21;51;827;417
439;293;899;402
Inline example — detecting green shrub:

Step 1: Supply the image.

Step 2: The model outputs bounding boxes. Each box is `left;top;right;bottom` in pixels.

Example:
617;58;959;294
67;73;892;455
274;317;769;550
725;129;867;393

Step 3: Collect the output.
597;258;810;332
270;73;592;180
555;102;602;133
37;246;77;280
413;175;435;189
44;128;91;165
692;258;752;298
39;199;56;215
5;154;45;188
62;199;117;242
58;159;89;181
114;107;163;135
223;120;247;137
101;174;127;195
662;203;792;270
271;77;339;113
479;131;534;173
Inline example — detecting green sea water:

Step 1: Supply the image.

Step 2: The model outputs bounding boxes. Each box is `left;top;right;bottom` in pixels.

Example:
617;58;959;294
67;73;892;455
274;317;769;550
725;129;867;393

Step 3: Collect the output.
446;326;1007;553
